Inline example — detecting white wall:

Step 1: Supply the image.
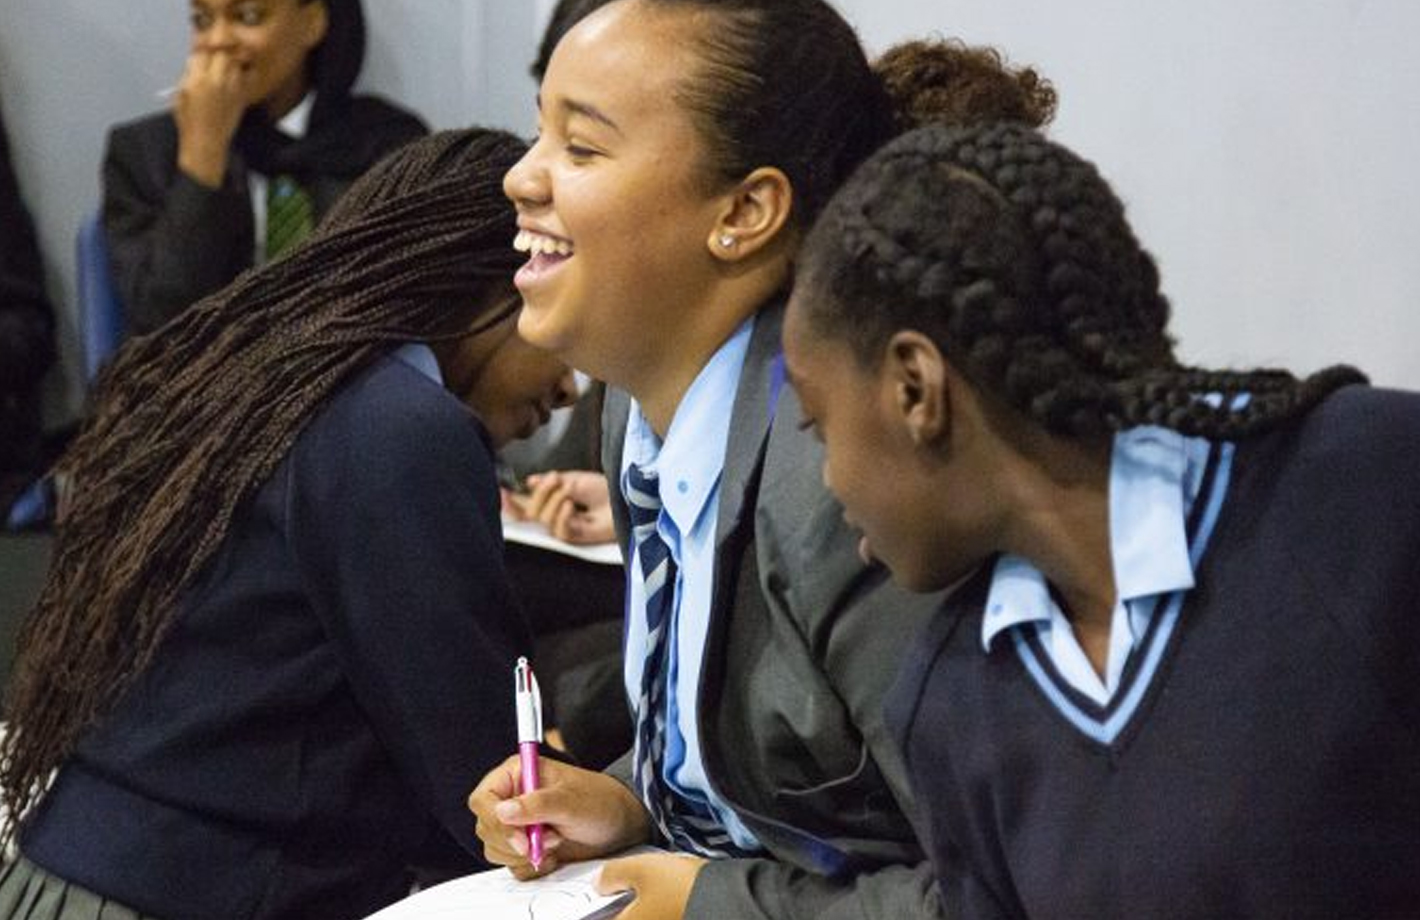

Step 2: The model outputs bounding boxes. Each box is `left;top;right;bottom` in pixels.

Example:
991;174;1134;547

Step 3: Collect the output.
841;0;1419;389
3;0;1417;424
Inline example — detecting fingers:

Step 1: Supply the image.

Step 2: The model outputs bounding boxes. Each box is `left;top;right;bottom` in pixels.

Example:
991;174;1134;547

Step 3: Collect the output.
594;854;643;896
501;488;531;520
469;754;527;867
492;766;599;828
522;472;565;521
594;853;706;920
557;505;617;545
561;471;612;508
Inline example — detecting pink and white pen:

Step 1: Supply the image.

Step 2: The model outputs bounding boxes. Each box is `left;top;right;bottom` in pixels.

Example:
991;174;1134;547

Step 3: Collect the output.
513;656;545;870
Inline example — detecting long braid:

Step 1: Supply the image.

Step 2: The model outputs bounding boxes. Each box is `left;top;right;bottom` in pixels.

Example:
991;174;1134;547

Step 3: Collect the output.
801;121;1366;439
0;128;528;843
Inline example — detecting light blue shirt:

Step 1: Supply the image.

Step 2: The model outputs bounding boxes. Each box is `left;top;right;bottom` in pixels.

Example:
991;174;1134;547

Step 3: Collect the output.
981;425;1212;704
391;341;442;385
621;317;761;850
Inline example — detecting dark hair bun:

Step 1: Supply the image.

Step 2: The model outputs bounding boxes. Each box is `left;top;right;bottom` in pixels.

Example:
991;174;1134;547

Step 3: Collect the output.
875;38;1058;133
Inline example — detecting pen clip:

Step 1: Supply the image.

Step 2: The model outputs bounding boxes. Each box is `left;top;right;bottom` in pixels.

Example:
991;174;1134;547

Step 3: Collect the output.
514;656;543;744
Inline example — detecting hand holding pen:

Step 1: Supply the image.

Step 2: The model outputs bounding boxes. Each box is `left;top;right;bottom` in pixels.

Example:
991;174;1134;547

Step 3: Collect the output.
514;656;546;870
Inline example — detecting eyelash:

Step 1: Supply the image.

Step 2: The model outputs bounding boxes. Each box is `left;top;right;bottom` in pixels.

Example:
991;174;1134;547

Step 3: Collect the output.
565;144;598;161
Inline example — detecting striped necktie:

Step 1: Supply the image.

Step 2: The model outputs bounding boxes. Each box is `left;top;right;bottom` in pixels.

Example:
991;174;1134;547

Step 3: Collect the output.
265;174;314;262
625;462;751;857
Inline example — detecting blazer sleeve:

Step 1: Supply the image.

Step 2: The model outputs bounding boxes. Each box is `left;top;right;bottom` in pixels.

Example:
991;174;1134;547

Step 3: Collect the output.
691;859;945;920
101;117;254;333
286;367;533;857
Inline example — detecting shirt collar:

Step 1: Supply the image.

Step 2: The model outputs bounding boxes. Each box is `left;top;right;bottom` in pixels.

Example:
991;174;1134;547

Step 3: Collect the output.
980;425;1203;653
621;317;755;536
391;342;443;386
275;92;315;140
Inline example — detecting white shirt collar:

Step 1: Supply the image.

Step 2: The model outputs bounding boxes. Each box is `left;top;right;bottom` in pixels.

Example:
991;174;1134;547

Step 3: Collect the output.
275;91;315;140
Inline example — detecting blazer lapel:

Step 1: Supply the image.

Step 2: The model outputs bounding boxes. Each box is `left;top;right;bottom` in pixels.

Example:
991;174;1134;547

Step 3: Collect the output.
715;297;785;548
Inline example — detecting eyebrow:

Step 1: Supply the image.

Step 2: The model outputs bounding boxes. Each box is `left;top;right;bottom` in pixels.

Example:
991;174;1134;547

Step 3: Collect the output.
536;92;623;137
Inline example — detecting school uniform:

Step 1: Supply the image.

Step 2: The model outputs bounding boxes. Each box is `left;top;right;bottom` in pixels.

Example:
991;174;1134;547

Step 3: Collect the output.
887;384;1420;920
603;298;949;920
8;349;531;920
102;0;426;334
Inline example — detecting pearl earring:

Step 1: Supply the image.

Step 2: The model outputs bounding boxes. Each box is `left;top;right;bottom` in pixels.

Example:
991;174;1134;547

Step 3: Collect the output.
719;234;735;249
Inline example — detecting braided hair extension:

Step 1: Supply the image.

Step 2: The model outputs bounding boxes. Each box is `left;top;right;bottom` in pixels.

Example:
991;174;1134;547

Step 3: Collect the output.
0;128;529;843
798;121;1366;440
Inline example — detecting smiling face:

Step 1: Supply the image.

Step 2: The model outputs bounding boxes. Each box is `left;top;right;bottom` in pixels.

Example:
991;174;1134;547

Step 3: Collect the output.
502;0;730;390
189;0;327;115
435;301;579;449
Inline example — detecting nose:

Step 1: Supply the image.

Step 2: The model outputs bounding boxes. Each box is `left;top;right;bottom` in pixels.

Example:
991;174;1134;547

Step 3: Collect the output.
503;140;549;209
199;16;238;51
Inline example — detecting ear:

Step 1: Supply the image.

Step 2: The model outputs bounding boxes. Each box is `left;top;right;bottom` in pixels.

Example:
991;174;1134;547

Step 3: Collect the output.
706;166;793;262
882;330;951;449
300;0;330;51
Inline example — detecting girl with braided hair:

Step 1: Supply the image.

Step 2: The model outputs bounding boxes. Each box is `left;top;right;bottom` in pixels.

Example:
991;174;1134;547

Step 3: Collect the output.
783;120;1420;919
0;127;577;920
468;2;1055;917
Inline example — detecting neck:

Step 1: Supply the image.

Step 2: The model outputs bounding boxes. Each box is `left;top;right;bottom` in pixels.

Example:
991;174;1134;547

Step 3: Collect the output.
625;266;784;439
992;421;1117;629
263;77;312;124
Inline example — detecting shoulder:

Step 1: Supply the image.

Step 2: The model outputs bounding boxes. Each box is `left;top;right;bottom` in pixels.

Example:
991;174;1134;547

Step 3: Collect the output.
1297;384;1420;449
1248;385;1420;493
295;354;496;493
107;110;177;153
345;93;430;144
104;111;179;185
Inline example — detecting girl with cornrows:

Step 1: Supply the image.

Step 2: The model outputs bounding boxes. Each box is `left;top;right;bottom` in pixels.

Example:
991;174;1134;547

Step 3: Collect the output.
0;128;577;920
783;120;1420;919
468;2;1056;917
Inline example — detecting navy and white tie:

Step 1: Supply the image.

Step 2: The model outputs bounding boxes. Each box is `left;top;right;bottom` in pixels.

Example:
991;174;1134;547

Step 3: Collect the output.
626;462;750;857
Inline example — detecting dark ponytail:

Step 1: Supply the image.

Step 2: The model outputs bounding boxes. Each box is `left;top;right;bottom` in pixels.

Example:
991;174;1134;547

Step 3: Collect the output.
799;121;1365;440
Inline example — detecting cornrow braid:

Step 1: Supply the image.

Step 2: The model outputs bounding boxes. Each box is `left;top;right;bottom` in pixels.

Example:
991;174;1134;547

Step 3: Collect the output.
0;128;529;844
799;121;1366;440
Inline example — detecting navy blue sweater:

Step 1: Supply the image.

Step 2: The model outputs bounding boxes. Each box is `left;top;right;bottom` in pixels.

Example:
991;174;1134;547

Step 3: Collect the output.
23;355;532;919
887;386;1420;920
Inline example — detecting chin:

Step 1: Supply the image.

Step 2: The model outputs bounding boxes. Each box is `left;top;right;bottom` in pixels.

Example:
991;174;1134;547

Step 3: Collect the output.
515;302;563;354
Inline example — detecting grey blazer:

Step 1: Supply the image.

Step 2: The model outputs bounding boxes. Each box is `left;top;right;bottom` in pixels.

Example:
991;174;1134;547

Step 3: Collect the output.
603;299;947;920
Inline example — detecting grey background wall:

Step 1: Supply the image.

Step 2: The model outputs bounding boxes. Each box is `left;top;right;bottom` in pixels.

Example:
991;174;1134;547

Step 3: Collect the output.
2;0;1416;427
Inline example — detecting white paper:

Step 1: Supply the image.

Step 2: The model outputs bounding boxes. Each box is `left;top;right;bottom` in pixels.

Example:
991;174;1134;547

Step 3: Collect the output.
362;858;634;920
501;516;624;567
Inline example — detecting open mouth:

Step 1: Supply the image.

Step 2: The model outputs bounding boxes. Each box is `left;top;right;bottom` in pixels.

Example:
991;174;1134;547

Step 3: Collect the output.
513;229;574;287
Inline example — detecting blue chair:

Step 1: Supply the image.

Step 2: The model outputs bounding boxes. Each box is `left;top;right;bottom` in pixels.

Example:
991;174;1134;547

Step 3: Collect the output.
75;210;126;383
5;212;125;531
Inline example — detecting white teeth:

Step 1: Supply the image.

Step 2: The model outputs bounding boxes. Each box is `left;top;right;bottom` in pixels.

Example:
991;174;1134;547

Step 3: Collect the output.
514;229;574;257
